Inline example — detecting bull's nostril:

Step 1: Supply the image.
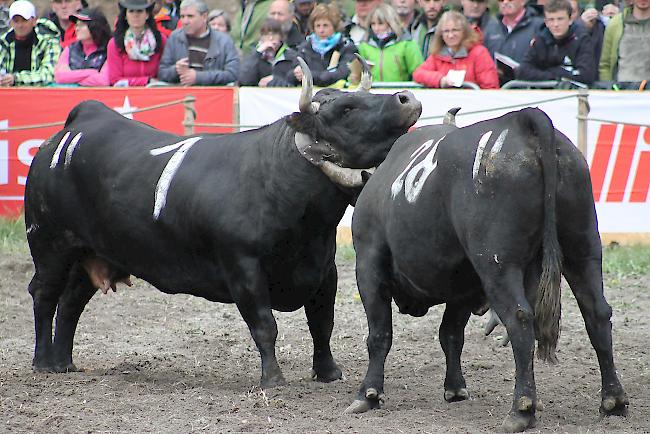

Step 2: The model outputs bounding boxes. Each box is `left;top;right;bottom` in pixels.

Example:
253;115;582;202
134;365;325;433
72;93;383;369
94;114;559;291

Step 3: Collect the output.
398;94;409;104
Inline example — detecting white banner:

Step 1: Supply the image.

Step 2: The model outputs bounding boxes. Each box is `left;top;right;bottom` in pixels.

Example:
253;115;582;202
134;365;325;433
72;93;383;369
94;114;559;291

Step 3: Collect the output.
239;88;649;234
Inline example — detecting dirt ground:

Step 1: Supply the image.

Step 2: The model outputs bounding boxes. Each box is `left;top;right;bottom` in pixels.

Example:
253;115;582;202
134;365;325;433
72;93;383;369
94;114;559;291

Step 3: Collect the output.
0;249;648;433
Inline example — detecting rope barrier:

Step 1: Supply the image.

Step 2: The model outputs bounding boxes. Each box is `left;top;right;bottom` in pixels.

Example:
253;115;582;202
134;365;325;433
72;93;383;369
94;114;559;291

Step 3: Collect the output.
419;93;580;121
193;122;259;129
583;117;650;128
1;96;194;132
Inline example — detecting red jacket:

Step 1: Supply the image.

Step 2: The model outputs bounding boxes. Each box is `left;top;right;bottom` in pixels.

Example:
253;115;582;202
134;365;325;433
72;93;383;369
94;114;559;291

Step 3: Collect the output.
107;36;166;86
413;43;499;89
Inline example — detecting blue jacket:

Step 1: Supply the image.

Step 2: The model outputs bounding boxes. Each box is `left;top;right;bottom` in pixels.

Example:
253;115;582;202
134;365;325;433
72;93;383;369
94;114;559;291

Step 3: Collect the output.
485;6;544;63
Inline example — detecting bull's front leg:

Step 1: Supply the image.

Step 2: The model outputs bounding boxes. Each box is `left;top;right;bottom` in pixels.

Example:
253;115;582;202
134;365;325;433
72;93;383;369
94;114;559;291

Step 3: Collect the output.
305;266;342;382
439;303;471;402
227;256;285;388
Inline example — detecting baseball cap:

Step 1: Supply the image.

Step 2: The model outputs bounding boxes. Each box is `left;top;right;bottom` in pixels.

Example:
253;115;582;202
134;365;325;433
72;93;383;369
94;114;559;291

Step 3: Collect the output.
9;0;36;20
69;9;92;23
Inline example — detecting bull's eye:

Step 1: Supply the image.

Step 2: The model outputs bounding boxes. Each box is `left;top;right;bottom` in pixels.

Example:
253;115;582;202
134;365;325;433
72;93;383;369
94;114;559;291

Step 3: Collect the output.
342;107;352;115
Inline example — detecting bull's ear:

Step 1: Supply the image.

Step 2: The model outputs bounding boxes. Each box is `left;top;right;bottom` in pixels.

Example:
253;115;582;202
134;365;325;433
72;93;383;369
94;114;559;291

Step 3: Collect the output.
287;112;316;133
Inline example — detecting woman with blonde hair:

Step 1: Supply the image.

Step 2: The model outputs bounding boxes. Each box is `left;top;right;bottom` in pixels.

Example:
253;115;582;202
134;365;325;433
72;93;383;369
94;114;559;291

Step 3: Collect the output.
285;3;357;87
357;3;423;82
413;10;498;89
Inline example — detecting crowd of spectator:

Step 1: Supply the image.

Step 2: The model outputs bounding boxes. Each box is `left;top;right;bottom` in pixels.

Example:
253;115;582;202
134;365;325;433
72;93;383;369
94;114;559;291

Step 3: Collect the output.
0;0;648;88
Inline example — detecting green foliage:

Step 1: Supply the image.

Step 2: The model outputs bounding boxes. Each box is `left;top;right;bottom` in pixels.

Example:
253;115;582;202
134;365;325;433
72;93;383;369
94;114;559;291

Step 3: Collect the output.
336;243;356;263
602;244;650;279
0;216;27;252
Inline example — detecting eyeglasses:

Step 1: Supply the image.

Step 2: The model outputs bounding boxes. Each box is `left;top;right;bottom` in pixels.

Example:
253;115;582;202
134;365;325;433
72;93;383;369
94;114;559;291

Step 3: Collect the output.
441;28;462;34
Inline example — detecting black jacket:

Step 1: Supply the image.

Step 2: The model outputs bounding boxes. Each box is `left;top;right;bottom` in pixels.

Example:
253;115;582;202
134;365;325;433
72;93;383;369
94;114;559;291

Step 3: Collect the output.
516;23;596;85
283;36;358;87
238;45;296;87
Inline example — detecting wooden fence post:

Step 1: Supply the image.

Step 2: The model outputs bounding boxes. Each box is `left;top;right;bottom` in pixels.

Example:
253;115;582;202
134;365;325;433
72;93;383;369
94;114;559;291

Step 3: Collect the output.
576;88;590;156
183;95;196;135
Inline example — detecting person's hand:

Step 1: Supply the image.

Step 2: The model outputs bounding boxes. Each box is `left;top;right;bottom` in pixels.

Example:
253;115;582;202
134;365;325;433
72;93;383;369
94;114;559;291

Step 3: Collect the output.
0;72;15;87
293;65;303;82
439;76;450;88
258;75;273;87
175;57;189;75
257;39;279;53
179;68;197;86
581;8;599;28
602;3;619;17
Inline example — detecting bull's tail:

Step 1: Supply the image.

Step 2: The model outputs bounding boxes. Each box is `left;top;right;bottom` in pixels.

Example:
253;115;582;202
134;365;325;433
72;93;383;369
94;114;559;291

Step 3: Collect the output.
525;108;563;364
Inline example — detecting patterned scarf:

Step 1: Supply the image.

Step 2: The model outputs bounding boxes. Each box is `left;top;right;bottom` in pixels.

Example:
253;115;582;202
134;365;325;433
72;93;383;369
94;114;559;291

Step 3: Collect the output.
309;32;341;56
124;27;157;61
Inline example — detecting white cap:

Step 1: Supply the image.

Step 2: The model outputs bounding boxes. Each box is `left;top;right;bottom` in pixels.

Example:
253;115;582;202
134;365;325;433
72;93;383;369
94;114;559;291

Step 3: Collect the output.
9;0;36;20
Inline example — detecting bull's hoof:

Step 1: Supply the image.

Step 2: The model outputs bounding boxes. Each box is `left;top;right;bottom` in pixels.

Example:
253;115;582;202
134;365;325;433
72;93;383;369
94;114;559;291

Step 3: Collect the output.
344;388;384;414
444;387;469;402
500;411;536;433
599;394;629;417
260;373;287;389
310;363;343;383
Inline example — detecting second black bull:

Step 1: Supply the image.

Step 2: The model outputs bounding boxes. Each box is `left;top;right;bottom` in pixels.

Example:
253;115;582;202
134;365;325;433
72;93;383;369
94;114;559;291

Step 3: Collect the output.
23;59;422;388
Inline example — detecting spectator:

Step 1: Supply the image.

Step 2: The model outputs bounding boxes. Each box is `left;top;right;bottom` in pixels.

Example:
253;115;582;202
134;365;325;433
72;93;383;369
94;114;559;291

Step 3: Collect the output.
1;0;10;35
516;0;596;85
358;3;424;81
413;10;499;88
208;9;230;32
231;0;272;55
268;0;303;47
485;0;544;85
0;0;61;86
46;0;83;48
411;0;445;58
158;0;239;85
574;0;613;71
239;18;294;86
344;0;382;44
154;0;180;37
54;8;112;86
461;0;501;56
391;0;420;33
287;3;357;86
107;0;166;86
599;0;650;81
293;0;315;37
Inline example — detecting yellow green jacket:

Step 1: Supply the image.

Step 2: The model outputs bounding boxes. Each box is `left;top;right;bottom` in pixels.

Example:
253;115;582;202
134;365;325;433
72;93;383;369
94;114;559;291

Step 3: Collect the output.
358;36;424;82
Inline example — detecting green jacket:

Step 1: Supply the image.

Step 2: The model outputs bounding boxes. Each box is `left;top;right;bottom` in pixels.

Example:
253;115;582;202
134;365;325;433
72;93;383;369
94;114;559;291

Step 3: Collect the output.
598;7;630;81
231;0;272;55
0;18;60;86
358;36;424;82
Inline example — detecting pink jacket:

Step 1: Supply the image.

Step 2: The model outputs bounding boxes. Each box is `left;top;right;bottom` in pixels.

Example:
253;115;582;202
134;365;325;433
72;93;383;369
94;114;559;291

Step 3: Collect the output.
54;41;110;87
106;35;166;86
413;43;499;89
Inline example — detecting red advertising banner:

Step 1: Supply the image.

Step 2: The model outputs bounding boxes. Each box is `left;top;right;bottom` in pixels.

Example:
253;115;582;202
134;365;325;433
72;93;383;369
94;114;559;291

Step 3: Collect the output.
0;87;235;216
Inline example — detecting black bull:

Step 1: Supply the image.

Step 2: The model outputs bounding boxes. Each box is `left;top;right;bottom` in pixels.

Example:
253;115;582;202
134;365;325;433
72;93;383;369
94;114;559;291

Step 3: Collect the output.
23;73;422;388
346;108;628;431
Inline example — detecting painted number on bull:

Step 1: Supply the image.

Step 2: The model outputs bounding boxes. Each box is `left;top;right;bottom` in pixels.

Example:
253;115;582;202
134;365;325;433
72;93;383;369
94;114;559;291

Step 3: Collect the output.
391;137;444;203
150;137;202;220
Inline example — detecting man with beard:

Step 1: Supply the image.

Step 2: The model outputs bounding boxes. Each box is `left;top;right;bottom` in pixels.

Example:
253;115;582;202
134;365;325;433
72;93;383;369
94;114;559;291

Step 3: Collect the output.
268;0;303;47
411;0;444;58
391;0;420;34
293;0;315;37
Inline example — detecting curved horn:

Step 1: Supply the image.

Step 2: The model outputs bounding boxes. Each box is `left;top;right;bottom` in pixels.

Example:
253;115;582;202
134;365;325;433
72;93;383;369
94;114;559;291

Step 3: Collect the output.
354;53;372;91
443;107;461;126
297;57;319;114
320;162;375;188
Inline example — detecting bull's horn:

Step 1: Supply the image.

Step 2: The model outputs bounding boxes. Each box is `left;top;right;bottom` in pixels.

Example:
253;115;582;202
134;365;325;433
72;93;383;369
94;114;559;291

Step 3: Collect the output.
320;162;375;188
298;57;319;114
354;53;372;91
444;107;461;126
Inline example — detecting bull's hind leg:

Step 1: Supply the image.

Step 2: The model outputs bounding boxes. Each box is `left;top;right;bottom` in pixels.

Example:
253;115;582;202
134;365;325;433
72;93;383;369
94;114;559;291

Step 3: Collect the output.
305;266;342;382
481;265;539;432
439;303;471;402
28;250;76;372
562;256;628;416
51;262;98;372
